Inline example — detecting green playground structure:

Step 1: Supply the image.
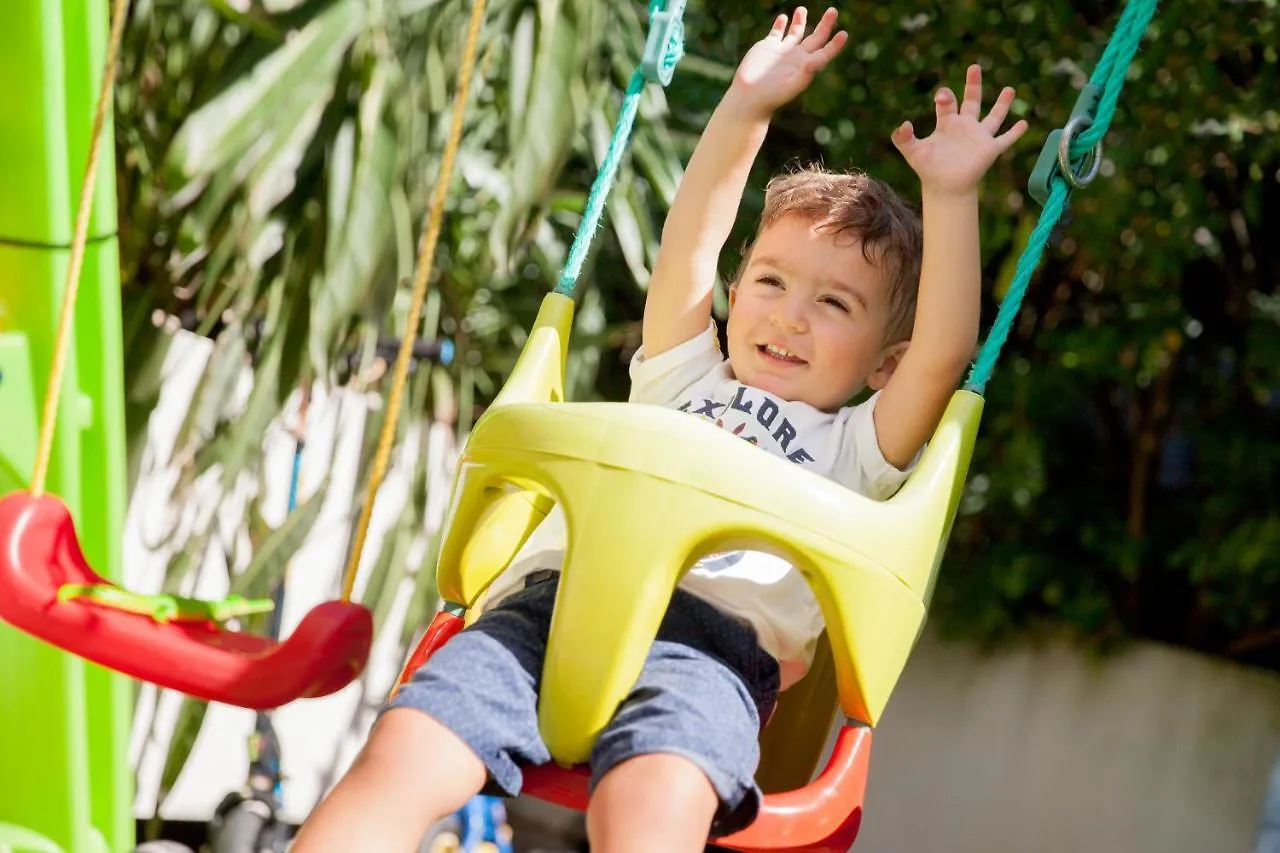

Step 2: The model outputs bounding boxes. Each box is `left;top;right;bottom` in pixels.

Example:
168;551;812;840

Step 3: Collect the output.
0;1;134;851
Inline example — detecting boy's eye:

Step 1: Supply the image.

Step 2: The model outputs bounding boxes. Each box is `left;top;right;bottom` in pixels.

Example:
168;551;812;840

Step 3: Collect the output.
821;295;850;313
757;275;783;288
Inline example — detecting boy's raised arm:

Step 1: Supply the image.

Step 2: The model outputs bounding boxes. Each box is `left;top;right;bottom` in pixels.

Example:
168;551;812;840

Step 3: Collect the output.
873;64;1027;469
642;7;847;359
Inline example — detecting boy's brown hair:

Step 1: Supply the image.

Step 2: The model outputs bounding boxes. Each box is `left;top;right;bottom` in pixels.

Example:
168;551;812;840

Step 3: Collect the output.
737;165;923;344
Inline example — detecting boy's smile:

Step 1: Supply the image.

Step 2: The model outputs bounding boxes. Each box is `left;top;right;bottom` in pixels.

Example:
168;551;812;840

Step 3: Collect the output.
758;342;806;365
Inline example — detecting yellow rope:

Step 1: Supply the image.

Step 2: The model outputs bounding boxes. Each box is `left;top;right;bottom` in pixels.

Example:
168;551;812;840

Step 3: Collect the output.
30;0;131;498
341;0;489;603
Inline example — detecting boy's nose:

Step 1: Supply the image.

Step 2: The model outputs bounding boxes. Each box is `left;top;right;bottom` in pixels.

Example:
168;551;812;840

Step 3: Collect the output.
770;301;807;333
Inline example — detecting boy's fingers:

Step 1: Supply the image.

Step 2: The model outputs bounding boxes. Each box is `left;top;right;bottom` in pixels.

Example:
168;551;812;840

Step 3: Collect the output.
997;119;1030;151
768;13;788;38
787;6;808;41
812;30;848;66
960;63;982;117
982;87;1016;132
891;120;917;152
801;7;838;49
935;87;958;121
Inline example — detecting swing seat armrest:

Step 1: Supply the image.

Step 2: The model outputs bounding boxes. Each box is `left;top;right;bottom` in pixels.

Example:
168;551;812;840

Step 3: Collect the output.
464;390;983;600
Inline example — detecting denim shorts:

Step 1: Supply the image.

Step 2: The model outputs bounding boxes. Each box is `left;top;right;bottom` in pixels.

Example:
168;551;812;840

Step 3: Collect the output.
385;570;781;836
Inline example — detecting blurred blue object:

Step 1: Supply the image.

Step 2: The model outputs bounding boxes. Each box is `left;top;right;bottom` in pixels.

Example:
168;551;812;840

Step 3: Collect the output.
457;796;513;853
1256;751;1280;853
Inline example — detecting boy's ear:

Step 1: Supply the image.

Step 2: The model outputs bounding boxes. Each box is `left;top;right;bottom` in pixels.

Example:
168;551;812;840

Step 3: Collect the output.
866;339;910;391
727;283;738;311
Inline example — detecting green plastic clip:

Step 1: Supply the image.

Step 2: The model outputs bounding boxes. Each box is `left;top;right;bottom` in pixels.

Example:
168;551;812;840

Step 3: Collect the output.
641;0;687;86
1028;83;1102;206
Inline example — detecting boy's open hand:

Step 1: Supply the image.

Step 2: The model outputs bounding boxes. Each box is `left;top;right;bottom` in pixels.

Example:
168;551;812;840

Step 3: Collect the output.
731;7;848;119
892;64;1029;195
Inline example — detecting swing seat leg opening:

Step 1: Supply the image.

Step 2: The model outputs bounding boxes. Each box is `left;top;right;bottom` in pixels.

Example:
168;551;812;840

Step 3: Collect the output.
391;611;871;853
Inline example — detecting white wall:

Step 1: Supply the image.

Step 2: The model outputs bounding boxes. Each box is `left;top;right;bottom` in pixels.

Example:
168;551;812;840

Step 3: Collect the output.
853;630;1280;853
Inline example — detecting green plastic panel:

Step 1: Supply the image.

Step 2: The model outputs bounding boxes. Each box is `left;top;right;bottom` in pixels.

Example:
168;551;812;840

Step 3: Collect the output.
0;821;66;853
0;335;38;492
0;0;131;850
0;0;115;246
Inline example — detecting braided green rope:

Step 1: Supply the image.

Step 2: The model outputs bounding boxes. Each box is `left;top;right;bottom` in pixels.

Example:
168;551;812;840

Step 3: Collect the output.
555;0;685;297
555;68;647;297
965;0;1159;394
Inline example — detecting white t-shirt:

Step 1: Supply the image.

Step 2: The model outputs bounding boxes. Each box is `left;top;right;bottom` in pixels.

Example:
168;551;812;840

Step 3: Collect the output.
481;322;914;688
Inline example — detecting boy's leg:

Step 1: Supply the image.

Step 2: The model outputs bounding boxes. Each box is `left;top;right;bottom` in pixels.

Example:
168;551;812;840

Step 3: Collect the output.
291;708;487;852
585;593;781;852
294;572;560;852
587;753;719;852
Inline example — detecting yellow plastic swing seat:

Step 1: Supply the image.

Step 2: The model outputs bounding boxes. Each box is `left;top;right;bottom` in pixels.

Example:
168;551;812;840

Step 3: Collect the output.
433;293;982;767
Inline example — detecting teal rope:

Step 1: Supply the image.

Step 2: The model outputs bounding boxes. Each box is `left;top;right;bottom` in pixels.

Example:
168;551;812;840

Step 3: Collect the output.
555;0;685;297
555;68;648;297
965;0;1159;394
1071;0;1160;156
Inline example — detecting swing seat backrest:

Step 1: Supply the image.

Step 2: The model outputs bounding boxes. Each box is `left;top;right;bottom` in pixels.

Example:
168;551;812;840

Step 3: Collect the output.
434;293;982;766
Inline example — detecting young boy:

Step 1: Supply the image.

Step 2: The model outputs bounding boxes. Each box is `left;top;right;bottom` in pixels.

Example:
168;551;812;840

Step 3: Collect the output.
294;7;1026;852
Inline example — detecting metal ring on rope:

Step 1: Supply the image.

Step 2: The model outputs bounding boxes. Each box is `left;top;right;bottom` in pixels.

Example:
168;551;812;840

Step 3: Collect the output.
1057;115;1104;190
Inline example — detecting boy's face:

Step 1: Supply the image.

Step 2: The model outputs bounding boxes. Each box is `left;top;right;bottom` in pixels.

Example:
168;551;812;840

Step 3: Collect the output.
726;215;905;411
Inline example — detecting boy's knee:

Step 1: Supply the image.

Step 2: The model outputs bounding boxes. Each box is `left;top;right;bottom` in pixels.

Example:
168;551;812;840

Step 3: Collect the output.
337;709;488;820
595;752;717;813
360;708;427;764
588;754;719;851
293;709;488;851
362;709;486;786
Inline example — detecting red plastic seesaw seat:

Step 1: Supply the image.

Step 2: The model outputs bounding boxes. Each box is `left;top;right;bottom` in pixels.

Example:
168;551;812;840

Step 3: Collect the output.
392;611;869;853
0;491;373;709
